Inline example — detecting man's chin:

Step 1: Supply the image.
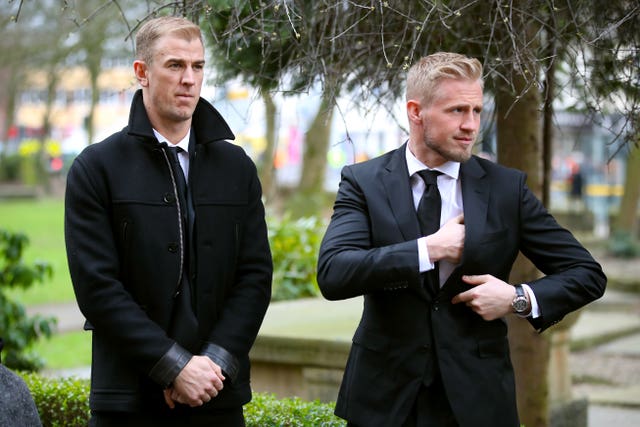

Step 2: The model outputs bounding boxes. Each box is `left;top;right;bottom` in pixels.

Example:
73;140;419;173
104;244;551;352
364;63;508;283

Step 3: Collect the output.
448;150;473;163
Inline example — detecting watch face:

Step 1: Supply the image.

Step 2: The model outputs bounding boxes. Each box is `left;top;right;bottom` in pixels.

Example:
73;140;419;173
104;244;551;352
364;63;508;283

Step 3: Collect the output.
513;298;528;312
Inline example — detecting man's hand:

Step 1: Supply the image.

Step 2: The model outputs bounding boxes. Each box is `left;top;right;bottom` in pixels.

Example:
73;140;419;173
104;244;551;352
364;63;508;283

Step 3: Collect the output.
451;274;516;321
425;214;464;264
163;355;225;409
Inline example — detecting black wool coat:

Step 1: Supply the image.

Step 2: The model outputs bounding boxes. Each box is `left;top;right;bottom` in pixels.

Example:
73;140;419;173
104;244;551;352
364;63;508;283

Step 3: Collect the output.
65;90;272;413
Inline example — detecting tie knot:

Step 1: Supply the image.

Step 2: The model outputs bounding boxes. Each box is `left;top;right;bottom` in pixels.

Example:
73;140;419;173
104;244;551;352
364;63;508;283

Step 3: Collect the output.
417;169;441;186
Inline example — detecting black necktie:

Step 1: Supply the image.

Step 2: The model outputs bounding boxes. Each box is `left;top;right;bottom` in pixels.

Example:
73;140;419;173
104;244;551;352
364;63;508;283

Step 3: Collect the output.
417;170;442;294
168;147;195;240
166;146;199;350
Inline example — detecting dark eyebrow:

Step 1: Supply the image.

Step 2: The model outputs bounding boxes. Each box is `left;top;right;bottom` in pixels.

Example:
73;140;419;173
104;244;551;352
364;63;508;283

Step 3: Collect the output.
165;58;206;65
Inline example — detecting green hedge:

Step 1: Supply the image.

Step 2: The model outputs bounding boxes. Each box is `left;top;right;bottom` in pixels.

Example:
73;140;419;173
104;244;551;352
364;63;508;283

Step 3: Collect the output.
268;215;326;302
22;374;89;427
20;373;345;426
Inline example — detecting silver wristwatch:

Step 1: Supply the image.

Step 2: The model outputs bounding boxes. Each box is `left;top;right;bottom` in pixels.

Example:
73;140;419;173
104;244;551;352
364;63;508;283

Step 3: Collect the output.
512;284;529;314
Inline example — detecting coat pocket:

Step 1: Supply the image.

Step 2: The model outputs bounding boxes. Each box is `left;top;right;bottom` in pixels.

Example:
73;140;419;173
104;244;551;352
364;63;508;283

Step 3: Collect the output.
477;336;509;358
352;327;391;353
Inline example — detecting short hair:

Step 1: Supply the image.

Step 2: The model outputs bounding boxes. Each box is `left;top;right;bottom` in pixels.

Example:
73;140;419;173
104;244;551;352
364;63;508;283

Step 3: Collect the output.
406;52;483;106
135;16;203;64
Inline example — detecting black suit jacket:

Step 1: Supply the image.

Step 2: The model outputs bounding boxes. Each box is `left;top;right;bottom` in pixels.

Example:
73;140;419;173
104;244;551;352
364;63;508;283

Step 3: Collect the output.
317;144;606;427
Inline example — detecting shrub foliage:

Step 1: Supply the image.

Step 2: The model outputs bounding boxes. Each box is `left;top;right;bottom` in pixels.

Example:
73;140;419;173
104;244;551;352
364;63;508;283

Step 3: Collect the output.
0;229;56;371
22;373;90;427
20;373;345;426
268;215;326;301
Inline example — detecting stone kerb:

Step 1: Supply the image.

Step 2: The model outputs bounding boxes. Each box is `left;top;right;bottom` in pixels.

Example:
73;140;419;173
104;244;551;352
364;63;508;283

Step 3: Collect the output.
249;297;361;402
250;335;351;402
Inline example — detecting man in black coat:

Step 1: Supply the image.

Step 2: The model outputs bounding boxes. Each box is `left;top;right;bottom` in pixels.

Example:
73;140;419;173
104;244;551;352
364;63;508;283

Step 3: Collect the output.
64;16;272;426
0;339;42;426
317;52;606;427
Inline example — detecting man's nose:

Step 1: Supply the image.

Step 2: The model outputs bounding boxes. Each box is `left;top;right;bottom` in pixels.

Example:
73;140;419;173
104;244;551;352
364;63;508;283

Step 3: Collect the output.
461;112;479;131
181;67;196;84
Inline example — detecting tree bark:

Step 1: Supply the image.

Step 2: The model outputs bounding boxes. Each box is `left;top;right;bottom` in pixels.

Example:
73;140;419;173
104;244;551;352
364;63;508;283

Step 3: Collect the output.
286;88;335;217
257;90;278;201
300;90;334;193
496;71;551;427
612;141;640;241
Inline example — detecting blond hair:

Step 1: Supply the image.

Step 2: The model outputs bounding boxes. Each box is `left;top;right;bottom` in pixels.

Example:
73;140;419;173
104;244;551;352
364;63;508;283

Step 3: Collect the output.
135;16;203;64
406;52;483;106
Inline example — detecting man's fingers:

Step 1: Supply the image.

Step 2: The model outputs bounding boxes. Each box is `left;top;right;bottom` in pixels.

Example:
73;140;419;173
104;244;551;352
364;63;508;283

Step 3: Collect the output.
452;289;472;304
453;274;491;304
204;357;226;387
462;274;490;285
163;389;175;409
454;213;464;224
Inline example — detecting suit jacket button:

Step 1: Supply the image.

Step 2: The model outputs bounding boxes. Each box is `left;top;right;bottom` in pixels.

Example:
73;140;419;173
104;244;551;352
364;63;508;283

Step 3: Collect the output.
167;242;179;253
163;193;175;204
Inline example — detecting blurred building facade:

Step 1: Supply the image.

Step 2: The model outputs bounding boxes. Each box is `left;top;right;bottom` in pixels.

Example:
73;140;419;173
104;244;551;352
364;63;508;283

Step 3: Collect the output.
5;63;630;235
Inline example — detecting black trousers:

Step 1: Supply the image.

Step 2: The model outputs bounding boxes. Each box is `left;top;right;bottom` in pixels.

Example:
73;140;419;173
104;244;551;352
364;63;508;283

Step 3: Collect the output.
89;406;245;427
347;376;458;427
403;376;458;427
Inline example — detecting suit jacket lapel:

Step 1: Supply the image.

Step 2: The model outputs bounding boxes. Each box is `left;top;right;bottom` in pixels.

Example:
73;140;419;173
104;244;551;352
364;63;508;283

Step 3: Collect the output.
381;143;420;242
440;157;489;295
459;157;489;269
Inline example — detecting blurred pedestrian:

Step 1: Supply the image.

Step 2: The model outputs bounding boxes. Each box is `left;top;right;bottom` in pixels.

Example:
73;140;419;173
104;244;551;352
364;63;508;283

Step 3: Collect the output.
569;163;585;212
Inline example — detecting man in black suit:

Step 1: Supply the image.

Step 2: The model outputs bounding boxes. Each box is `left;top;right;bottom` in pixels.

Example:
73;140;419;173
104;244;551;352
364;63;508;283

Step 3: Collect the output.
65;16;272;426
317;52;606;427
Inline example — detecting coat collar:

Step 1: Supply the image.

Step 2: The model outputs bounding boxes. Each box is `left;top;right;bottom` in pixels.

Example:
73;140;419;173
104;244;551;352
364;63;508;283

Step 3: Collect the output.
126;89;235;145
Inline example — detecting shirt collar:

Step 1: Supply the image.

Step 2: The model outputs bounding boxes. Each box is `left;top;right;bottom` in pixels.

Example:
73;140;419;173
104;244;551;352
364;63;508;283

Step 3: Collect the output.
405;143;460;180
153;128;191;152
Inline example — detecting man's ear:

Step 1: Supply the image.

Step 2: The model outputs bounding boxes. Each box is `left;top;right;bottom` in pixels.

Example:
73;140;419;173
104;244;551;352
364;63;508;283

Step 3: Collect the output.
133;60;148;87
406;99;422;125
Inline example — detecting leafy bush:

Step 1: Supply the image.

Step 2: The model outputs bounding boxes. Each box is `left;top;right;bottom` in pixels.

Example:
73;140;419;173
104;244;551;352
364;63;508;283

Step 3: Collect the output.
0;229;56;371
608;229;640;258
21;373;90;427
246;393;345;426
20;373;345;427
268;215;326;301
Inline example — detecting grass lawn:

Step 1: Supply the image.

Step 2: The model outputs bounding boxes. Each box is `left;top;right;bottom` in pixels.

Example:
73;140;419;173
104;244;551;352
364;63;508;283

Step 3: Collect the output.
33;330;92;370
1;197;74;305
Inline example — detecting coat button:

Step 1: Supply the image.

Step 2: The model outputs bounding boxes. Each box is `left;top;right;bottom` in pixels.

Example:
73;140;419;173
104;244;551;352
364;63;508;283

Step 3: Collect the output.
168;242;179;253
163;193;175;203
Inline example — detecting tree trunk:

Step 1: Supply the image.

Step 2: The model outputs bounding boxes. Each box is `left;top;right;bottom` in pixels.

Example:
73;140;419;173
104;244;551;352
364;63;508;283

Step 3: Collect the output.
257;90;278;201
86;65;100;147
37;68;59;193
496;71;551;427
542;33;557;208
1;68;18;149
611;141;640;250
286;89;335;217
300;90;334;193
